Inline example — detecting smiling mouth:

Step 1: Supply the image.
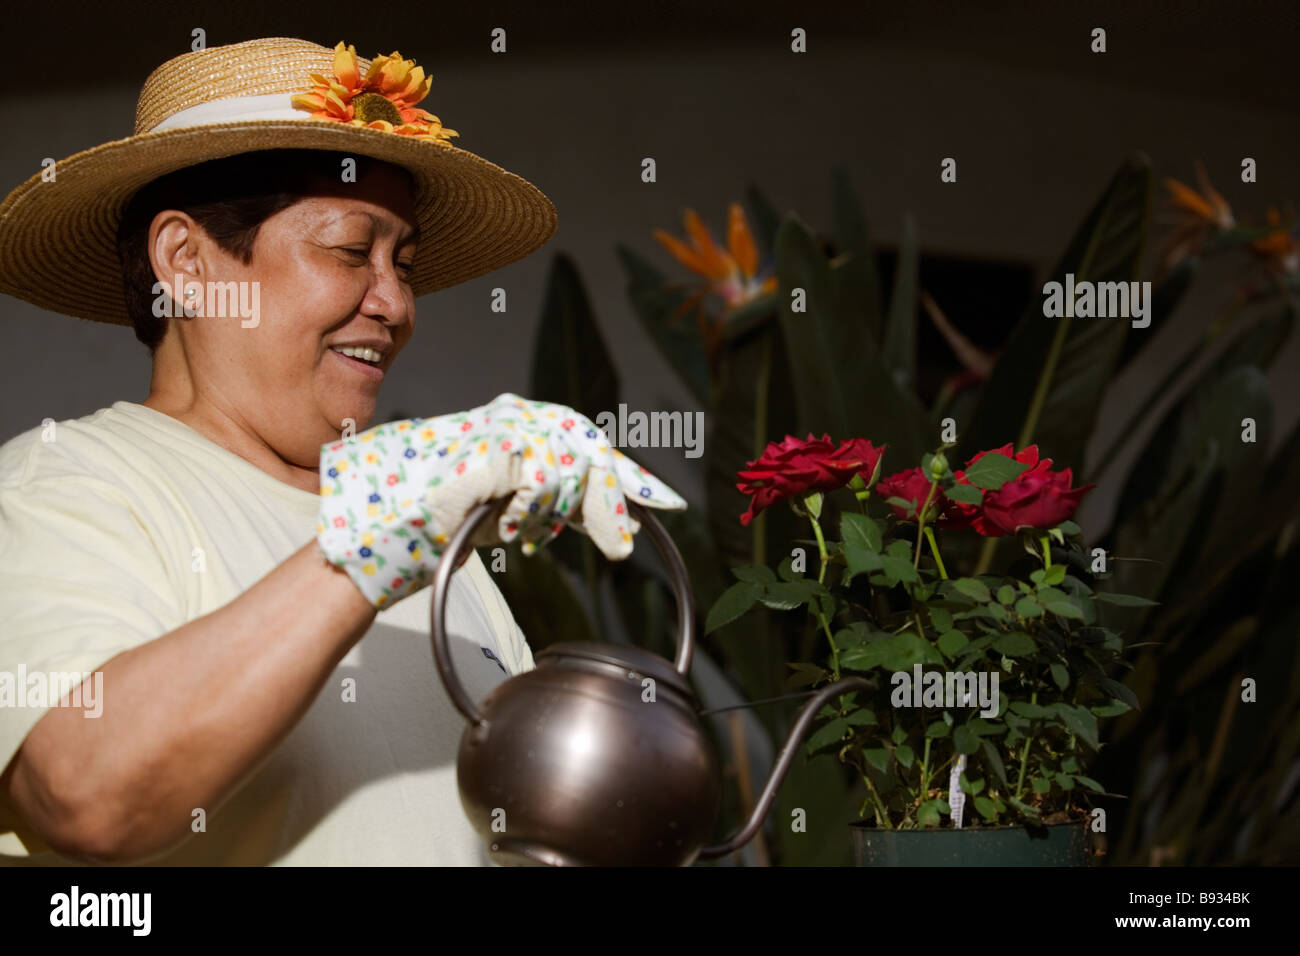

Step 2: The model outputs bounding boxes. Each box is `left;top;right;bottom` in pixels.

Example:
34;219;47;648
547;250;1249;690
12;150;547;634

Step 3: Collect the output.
329;345;387;379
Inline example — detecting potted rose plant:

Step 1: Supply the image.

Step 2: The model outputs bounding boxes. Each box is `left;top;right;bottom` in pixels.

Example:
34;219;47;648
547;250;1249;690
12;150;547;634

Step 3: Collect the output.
705;434;1151;865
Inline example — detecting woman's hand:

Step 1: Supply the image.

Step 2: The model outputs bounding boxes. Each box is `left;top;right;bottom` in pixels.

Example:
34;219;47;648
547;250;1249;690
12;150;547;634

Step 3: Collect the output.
316;393;688;608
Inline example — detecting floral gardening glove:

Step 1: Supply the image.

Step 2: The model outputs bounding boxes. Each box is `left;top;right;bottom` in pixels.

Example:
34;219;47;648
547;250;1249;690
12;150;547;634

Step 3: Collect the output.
315;393;688;608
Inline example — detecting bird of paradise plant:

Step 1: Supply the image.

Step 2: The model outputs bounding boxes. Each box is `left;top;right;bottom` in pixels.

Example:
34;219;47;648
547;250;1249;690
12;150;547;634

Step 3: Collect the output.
652;203;778;369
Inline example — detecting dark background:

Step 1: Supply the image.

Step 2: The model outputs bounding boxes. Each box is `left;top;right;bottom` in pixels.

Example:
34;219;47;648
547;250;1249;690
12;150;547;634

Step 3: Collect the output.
3;0;1298;537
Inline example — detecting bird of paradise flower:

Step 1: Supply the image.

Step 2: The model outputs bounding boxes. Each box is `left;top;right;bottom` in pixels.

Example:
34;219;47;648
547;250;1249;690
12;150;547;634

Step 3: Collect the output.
652;203;778;369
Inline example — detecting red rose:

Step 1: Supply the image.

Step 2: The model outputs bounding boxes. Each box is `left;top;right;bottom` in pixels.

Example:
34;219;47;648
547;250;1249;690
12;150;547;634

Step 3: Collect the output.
975;446;1095;536
877;467;972;528
736;434;887;526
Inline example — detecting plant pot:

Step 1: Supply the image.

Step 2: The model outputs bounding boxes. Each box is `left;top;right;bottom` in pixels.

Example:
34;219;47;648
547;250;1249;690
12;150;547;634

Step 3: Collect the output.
849;821;1090;866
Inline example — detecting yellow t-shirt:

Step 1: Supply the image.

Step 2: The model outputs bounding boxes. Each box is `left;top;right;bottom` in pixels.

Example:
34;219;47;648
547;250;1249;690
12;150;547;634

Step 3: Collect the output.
0;401;535;865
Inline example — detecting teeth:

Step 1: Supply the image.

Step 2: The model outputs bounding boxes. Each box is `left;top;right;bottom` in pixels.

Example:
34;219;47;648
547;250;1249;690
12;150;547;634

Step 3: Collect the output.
332;346;383;365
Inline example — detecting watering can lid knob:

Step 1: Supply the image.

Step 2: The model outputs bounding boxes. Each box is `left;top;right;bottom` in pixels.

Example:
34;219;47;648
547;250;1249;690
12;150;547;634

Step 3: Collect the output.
536;642;696;698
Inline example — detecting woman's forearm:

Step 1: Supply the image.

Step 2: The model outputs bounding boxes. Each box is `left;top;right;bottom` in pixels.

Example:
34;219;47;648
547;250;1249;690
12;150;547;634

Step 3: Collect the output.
1;540;376;863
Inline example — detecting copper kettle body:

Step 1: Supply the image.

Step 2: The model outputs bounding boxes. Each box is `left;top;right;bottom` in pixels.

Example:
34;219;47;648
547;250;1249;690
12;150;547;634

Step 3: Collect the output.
430;498;870;866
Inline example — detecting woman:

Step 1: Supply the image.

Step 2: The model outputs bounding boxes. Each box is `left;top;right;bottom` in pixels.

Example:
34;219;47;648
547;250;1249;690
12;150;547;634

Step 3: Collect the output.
0;38;684;865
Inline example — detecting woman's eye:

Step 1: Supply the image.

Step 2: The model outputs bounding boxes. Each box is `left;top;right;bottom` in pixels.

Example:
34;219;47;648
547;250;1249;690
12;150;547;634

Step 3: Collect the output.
396;260;415;275
341;247;370;262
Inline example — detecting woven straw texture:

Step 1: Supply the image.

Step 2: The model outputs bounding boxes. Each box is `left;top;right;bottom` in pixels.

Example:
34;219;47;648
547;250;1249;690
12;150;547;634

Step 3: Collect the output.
0;37;558;326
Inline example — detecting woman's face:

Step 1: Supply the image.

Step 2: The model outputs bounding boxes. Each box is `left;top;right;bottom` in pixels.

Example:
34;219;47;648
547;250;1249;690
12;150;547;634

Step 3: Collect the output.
168;164;419;468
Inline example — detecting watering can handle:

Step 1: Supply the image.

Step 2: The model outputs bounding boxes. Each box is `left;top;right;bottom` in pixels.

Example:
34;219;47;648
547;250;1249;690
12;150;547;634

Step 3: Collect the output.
430;496;697;727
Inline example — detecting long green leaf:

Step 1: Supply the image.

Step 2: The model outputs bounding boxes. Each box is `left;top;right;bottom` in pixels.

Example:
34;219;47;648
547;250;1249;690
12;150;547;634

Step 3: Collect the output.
882;213;919;393
830;166;884;343
957;155;1152;473
529;252;619;420
615;243;711;403
774;215;930;469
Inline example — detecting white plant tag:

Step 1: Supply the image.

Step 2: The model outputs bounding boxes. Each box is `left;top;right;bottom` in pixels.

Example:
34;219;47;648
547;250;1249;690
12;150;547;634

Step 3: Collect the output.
948;754;967;828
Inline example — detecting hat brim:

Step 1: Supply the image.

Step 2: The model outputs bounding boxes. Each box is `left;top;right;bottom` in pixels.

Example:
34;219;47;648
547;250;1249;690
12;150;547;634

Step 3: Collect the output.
0;119;558;326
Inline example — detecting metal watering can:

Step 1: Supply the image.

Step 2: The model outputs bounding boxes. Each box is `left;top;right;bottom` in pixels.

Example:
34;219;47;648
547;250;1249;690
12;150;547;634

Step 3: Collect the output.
430;497;871;866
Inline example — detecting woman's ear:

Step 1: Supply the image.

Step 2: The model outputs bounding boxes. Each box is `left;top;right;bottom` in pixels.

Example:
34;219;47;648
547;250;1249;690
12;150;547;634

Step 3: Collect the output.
147;209;204;318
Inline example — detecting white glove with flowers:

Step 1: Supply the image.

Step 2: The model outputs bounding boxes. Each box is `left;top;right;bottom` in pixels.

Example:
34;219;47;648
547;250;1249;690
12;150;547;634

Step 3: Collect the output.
316;393;688;608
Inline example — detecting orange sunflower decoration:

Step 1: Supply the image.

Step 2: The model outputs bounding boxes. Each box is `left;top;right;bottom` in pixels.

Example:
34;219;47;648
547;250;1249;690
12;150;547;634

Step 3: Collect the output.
291;42;459;145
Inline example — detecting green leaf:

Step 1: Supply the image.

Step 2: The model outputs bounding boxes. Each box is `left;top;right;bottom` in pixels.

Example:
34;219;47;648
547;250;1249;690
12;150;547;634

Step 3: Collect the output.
1094;591;1160;607
1032;775;1052;794
1015;596;1044;618
777;555;802;582
994;631;1036;657
774;215;930;467
981;739;1009;787
830;166;884;343
929;607;954;633
839;632;942;671
1055;773;1076;791
997;585;1016;605
878;555;920;585
760;580;817;610
1075;775;1105;793
969;718;1005;736
961;452;1031;491
530;253;620;421
840;511;884;553
953;577;992;603
786;662;829;689
955;155;1151;476
916;799;945;828
925;720;951;738
615;244;710;403
1041;565;1067;587
730;564;777;584
1091;700;1131;718
890;722;908;745
1099;676;1141;712
1061;755;1079;773
1006;796;1042;821
953;725;980;755
895;744;915;769
883;213;920;392
959;773;986;796
1049;663;1069;690
846;708;878;726
806;717;851;754
937;629;970;657
974;796;1001;822
863;747;891;773
705;580;763;633
1042;598;1085;620
943;482;983;505
1050;703;1100;749
1009;701;1051;719
844;543;884;579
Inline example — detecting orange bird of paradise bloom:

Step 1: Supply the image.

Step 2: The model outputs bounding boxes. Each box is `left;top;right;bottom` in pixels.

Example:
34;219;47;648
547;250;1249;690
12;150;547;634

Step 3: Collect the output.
291;42;459;145
652;203;778;365
1159;161;1235;271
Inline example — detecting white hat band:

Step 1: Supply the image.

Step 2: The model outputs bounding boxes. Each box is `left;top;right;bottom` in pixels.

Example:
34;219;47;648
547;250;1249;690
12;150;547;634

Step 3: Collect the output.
149;93;305;133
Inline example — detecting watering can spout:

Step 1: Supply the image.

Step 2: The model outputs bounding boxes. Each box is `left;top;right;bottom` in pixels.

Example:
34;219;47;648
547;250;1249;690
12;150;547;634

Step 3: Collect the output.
696;676;873;861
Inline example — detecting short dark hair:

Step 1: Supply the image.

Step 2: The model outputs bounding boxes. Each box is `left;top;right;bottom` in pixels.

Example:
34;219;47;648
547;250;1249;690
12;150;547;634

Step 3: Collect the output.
115;149;416;352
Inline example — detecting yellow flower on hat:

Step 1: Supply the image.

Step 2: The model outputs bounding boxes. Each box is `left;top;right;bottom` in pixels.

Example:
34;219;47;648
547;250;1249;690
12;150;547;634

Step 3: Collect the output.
291;42;460;145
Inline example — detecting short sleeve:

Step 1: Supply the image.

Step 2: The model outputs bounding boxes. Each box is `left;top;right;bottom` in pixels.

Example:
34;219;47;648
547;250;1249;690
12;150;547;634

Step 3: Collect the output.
0;475;186;779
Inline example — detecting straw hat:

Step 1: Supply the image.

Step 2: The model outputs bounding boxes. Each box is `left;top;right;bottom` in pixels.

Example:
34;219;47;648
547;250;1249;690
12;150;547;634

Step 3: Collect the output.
0;37;558;326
